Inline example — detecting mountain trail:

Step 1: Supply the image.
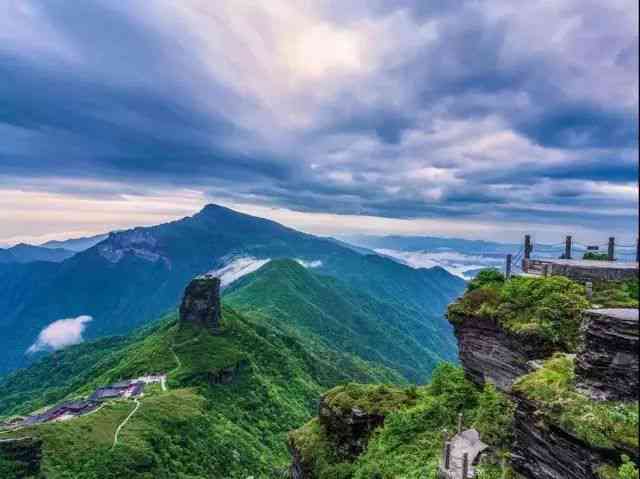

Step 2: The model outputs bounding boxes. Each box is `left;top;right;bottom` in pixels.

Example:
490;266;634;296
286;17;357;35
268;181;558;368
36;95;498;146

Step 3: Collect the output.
112;398;140;449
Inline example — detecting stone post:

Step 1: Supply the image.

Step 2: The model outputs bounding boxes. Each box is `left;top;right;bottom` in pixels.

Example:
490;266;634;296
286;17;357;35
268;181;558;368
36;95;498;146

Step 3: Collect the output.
443;441;451;470
608;237;615;261
543;264;550;277
505;254;512;280
585;281;593;301
524;235;532;259
565;236;572;260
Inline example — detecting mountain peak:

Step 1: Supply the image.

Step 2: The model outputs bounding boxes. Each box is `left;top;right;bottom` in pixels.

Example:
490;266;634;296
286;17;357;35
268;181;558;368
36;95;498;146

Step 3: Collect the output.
179;275;222;333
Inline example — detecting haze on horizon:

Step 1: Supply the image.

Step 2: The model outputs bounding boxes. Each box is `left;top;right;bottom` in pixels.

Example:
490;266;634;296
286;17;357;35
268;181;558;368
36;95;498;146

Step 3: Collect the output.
1;0;638;246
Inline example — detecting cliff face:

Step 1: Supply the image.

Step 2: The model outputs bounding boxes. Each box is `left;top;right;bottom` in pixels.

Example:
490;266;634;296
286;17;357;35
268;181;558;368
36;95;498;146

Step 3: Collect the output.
0;437;43;477
287;398;388;479
575;309;639;401
511;395;623;479
179;275;222;332
318;396;386;459
451;315;555;392
288;442;314;479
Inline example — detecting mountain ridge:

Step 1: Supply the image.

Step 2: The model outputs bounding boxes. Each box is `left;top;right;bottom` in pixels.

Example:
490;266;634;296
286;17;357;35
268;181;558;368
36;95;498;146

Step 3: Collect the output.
0;204;464;375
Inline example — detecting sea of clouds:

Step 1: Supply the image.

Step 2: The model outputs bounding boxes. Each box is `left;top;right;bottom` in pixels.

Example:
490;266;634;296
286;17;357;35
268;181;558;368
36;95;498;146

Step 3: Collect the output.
375;249;503;279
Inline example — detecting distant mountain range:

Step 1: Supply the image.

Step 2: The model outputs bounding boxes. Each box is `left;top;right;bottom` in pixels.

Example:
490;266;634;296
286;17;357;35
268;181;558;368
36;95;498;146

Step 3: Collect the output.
40;233;109;252
0;204;465;375
0;244;75;264
0;234;109;265
340;234;519;254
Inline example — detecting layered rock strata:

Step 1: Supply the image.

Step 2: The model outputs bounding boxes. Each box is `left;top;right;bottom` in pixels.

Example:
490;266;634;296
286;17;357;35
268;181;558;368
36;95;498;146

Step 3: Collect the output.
451;315;555;392
511;394;637;479
575;308;639;400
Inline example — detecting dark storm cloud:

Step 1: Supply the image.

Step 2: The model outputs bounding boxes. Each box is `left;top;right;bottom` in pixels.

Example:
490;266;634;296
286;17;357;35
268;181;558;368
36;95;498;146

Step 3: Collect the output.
515;103;638;149
1;0;637;234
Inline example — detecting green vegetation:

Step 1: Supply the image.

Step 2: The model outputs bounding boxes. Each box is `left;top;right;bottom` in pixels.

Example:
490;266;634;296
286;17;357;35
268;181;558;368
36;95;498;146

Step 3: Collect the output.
467;269;505;291
1;305;401;478
225;259;457;382
583;252;609;261
514;354;639;452
323;383;417;415
2;257;428;478
449;274;589;351
598;456;640;479
592;279;639;308
290;364;515;479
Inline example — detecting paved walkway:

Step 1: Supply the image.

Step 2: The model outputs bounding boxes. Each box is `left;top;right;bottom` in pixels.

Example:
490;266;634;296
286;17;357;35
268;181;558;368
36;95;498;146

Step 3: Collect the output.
440;429;488;479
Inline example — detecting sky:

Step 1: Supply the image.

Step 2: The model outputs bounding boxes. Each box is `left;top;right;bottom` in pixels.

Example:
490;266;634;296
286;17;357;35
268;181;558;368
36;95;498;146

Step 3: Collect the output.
1;0;638;246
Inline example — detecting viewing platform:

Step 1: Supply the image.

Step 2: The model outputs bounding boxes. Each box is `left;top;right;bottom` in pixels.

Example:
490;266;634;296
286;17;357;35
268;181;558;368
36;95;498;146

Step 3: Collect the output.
522;258;638;282
504;234;639;283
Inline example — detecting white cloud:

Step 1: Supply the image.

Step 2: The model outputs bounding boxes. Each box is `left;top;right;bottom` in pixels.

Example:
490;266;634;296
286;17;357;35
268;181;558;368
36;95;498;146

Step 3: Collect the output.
27;315;93;353
209;256;270;288
375;248;502;279
296;259;323;268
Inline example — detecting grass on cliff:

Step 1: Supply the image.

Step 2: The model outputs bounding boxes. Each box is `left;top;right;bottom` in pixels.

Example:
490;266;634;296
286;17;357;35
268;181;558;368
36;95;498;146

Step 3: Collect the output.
322;383;418;415
591;279;639;309
290;363;516;479
448;272;589;351
513;354;639;452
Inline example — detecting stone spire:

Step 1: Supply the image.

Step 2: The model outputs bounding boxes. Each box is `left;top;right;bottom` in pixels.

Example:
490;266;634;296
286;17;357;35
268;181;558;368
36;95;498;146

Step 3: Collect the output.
179;275;221;332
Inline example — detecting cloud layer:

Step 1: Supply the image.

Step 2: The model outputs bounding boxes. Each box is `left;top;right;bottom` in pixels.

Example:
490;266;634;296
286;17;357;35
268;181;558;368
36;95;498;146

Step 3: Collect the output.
210;256;271;288
1;0;637;241
27;315;93;353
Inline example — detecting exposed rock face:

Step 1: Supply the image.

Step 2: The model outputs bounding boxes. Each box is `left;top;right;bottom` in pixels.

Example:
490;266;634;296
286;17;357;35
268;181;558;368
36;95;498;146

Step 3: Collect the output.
575;308;639;401
206;360;248;385
0;437;43;477
451;315;555;392
318;396;386;459
288;440;314;479
179;275;222;333
511;395;634;479
98;229;171;268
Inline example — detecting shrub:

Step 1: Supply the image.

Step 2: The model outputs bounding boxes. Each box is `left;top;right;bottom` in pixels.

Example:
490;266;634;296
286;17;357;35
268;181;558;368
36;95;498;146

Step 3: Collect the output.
468;269;505;292
583;252;609;261
495;276;588;350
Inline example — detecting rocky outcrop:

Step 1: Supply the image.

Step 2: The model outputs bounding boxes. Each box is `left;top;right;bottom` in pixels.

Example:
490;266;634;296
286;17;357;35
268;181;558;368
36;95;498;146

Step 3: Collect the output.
0;437;43;477
318;396;386;459
511;395;635;479
98;229;171;268
451;315;555;392
206;360;248;385
288;441;314;479
179;275;222;333
575;308;639;401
